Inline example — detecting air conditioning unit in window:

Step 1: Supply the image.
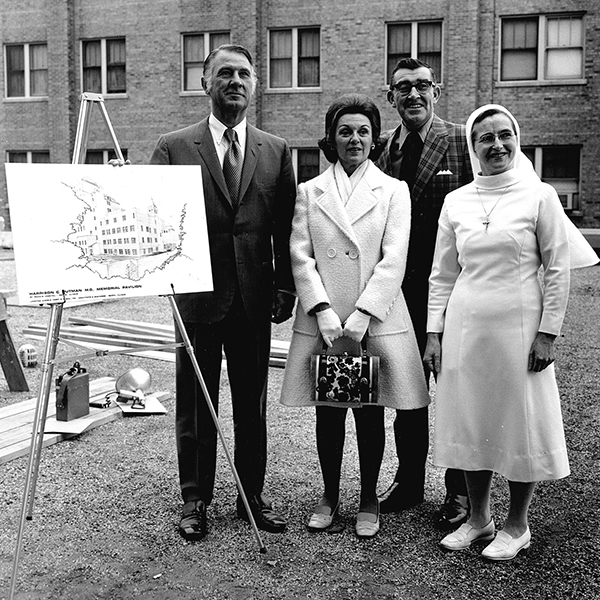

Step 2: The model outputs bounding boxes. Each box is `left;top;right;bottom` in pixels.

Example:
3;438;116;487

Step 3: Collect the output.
547;179;578;210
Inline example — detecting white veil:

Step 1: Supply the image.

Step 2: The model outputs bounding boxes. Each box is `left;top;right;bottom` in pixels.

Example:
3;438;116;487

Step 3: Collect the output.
466;104;598;269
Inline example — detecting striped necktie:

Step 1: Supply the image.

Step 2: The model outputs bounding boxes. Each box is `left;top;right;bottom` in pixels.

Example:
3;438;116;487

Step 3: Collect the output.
223;128;242;208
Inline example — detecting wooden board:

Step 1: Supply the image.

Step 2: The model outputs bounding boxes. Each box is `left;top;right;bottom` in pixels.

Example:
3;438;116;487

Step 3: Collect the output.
0;377;171;464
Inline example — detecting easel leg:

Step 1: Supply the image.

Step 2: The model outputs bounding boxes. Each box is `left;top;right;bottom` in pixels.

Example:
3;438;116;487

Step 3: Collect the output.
168;295;267;553
9;303;64;600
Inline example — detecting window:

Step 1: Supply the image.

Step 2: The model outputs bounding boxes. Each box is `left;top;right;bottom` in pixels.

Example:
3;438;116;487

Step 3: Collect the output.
522;146;581;209
501;15;583;82
269;27;320;89
387;21;442;83
7;151;50;163
82;38;126;94
292;149;320;184
182;32;230;91
5;43;48;98
85;149;128;164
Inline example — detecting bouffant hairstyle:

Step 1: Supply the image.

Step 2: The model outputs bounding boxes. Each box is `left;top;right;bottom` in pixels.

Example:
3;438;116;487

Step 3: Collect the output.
318;93;383;163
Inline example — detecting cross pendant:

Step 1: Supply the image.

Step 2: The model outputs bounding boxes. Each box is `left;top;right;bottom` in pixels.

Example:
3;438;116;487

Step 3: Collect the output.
483;218;490;232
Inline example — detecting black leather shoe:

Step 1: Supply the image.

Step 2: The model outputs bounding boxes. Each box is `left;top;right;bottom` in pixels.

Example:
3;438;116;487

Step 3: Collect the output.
178;500;207;541
433;493;469;531
236;494;287;533
378;482;423;514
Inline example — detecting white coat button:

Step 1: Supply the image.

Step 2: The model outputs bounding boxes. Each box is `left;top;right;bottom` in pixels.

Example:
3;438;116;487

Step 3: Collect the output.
348;249;359;259
327;248;336;258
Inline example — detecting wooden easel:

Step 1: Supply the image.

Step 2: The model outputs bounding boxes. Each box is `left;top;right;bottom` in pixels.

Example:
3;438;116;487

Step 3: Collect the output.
9;94;265;600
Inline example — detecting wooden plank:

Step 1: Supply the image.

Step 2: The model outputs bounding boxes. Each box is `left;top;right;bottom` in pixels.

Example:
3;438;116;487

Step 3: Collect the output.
0;382;172;465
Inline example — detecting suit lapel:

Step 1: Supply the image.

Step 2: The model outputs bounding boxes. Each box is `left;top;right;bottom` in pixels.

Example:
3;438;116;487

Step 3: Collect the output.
345;163;379;225
194;119;231;206
412;116;449;202
239;125;261;203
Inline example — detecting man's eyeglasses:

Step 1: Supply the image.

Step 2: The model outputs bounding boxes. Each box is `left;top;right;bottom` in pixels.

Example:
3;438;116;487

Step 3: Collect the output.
476;131;515;145
390;79;435;96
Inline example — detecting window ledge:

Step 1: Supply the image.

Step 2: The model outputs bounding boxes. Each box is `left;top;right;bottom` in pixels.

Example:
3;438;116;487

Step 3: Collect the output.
102;93;128;99
265;87;322;94
3;96;48;103
496;79;586;88
179;90;207;97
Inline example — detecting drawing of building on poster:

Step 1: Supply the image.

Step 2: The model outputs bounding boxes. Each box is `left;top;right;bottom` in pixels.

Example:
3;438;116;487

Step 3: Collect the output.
5;163;213;305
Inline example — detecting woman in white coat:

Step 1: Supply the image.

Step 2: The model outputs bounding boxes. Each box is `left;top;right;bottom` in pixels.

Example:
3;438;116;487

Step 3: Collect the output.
280;94;429;538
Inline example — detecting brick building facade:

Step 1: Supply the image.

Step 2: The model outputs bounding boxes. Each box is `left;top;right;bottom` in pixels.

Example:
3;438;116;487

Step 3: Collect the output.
1;0;598;229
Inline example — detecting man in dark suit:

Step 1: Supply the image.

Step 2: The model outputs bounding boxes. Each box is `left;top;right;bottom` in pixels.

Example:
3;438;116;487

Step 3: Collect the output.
150;44;296;540
376;58;473;530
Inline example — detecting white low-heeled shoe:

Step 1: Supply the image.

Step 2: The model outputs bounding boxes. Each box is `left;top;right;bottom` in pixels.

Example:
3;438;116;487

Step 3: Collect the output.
355;506;380;539
439;520;495;550
481;527;531;561
307;501;340;531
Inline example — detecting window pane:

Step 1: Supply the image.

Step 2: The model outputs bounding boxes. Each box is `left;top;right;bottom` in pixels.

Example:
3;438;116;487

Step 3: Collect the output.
297;149;320;183
8;152;27;163
502;50;537;80
542;146;579;179
30;44;48;96
545;17;583;79
418;22;442;81
185;66;203;90
85;150;104;164
83;40;101;67
387;24;411;81
547;16;583;47
184;35;204;90
501;18;538;81
6;45;25;97
107;39;126;92
546;48;582;79
184;35;204;62
270;30;292;87
298;28;320;87
210;32;230;50
31;152;50;163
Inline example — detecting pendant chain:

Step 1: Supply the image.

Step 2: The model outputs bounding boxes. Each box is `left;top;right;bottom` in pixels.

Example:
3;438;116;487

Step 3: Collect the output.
475;185;511;233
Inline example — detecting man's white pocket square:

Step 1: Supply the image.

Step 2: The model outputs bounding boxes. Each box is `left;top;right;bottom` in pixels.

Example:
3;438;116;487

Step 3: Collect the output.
436;169;453;175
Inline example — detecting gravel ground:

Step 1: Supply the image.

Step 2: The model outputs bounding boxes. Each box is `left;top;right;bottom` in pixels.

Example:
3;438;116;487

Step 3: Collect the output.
1;249;599;600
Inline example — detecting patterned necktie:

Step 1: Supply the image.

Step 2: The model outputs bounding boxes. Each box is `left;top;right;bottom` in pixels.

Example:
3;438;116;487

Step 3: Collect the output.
223;128;242;208
399;131;424;191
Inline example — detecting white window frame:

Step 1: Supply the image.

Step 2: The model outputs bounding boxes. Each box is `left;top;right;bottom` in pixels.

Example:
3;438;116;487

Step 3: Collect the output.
385;20;444;84
499;13;585;86
80;38;127;96
526;146;581;210
181;31;230;94
267;27;321;91
6;150;50;163
4;42;48;99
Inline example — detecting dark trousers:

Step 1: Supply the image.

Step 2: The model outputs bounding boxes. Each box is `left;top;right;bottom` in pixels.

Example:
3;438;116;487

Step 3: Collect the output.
316;406;385;506
393;280;467;498
174;292;271;505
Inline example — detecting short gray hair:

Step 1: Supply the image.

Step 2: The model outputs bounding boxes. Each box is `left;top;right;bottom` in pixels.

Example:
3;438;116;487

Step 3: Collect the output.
203;44;258;94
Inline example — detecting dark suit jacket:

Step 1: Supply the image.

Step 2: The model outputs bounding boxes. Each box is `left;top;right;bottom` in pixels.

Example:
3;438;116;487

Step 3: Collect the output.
376;115;472;343
150;118;296;325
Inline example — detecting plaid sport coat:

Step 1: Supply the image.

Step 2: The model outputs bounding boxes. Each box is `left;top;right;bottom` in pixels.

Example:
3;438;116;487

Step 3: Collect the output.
376;115;473;348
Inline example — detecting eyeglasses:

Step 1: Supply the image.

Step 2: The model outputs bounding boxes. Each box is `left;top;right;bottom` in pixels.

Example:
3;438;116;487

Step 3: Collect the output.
476;131;515;145
390;79;435;95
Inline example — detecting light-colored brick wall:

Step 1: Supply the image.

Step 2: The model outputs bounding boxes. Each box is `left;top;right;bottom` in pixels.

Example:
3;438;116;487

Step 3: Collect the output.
0;0;598;227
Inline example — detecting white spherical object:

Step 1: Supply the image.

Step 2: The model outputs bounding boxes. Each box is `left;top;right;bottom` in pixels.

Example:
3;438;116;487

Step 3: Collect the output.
18;344;38;367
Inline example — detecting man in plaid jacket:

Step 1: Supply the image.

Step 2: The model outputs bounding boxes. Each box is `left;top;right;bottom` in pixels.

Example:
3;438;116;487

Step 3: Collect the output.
376;57;473;531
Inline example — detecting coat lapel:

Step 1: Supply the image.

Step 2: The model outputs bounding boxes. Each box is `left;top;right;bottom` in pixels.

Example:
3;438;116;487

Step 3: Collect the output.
345;163;380;225
194;119;231;206
412;116;449;202
239;125;261;203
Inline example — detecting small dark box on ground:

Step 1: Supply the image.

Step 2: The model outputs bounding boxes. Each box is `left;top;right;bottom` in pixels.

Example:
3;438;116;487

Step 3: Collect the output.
55;362;90;421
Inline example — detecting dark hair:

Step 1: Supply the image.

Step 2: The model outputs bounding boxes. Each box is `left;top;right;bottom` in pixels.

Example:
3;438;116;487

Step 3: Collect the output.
203;44;257;93
318;93;383;163
470;108;517;144
389;57;437;87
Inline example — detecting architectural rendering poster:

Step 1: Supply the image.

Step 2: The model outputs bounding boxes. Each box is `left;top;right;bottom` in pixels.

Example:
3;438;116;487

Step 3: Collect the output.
5;163;213;305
